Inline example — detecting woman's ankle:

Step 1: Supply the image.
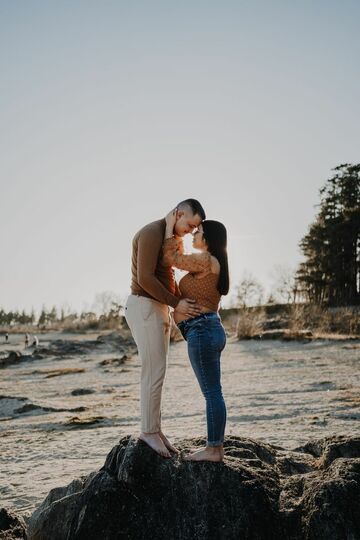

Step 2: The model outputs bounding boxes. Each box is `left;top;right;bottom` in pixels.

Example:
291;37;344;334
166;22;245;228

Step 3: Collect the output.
207;444;223;453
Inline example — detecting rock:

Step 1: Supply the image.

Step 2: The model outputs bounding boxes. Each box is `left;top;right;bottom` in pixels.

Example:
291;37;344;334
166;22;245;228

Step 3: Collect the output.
30;368;86;378
259;330;287;340
37;340;96;356
36;333;136;358
24;476;97;539
0;507;27;539
96;332;135;348
262;317;289;331
0;396;28;418
282;330;313;342
26;434;360;540
98;355;129;366
71;388;96;396
65;415;107;428
43;368;85;378
0;352;41;369
13;403;87;415
0;395;87;419
293;435;360;468
239;330;314;342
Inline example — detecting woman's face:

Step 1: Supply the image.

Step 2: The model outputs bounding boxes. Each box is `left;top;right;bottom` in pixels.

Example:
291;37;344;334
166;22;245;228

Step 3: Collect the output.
192;224;207;250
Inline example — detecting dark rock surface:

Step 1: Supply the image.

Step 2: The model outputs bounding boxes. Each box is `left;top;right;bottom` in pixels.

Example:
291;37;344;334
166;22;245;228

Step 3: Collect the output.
0;332;137;369
0;351;42;369
70;388;96;396
23;434;360;540
96;332;135;348
37;332;136;358
0;508;27;539
98;354;129;366
248;330;314;341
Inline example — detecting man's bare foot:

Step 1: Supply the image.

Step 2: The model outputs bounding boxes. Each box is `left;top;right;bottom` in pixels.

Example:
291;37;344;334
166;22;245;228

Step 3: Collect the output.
183;446;224;462
159;431;180;454
139;432;171;458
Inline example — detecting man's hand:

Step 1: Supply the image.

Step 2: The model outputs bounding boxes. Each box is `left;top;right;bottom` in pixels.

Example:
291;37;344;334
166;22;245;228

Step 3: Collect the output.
176;298;202;318
165;208;177;233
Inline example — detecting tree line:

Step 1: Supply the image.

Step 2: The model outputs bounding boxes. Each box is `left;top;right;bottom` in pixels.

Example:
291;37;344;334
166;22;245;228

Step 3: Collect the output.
0;292;124;328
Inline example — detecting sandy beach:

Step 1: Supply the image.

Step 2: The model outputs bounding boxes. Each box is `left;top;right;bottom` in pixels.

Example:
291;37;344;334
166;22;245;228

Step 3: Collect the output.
1;331;359;520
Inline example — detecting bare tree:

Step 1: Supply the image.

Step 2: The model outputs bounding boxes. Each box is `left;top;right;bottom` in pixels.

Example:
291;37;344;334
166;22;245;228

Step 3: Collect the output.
92;291;123;317
270;264;298;304
236;272;264;308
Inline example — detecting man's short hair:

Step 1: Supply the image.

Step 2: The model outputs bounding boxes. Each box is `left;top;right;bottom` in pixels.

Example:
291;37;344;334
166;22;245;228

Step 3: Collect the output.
177;198;206;220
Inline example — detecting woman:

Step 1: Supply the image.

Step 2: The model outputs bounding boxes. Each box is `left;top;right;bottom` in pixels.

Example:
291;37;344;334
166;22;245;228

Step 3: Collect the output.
162;210;229;462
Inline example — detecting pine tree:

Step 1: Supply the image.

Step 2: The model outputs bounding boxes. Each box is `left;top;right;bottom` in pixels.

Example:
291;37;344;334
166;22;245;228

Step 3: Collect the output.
297;164;360;306
38;306;47;327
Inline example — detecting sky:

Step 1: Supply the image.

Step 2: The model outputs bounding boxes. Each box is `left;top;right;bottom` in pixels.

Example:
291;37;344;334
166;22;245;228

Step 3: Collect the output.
1;0;359;314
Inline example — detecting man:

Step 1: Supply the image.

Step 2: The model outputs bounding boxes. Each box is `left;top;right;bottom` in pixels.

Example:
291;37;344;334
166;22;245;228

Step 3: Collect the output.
125;199;206;457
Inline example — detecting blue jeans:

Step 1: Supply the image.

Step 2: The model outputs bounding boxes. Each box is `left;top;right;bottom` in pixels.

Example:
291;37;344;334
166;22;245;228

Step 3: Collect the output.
177;312;227;447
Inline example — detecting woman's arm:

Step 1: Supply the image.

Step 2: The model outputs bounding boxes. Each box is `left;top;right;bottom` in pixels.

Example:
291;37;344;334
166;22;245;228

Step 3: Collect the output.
162;237;212;273
163;207;212;273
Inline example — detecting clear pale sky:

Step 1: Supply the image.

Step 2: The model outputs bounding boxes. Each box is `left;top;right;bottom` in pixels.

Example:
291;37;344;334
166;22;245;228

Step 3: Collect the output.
1;1;359;313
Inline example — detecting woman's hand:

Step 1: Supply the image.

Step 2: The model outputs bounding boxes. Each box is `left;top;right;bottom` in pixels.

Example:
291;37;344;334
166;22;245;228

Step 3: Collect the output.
175;236;184;254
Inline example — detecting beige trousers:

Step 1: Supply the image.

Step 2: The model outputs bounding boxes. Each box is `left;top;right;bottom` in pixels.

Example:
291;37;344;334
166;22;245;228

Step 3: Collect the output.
124;294;171;433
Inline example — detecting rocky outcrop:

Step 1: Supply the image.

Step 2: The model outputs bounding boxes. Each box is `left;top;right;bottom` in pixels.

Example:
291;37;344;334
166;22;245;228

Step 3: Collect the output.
23;434;360;540
0;508;27;539
0;332;136;369
0;351;42;369
37;332;136;358
0;395;87;420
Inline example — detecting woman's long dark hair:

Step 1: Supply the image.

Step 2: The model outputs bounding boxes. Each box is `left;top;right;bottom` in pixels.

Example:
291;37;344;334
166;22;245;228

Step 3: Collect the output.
202;220;229;295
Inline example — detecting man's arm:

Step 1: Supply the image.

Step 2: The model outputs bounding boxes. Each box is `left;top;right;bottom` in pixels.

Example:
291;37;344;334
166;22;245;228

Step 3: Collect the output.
137;227;180;308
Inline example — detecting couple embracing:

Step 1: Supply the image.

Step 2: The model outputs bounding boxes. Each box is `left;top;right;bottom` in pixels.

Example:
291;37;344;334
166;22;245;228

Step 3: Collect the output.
124;199;229;462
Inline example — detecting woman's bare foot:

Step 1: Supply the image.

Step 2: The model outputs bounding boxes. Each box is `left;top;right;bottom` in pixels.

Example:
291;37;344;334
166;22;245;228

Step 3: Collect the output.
183;446;224;462
139;432;171;458
159;431;179;454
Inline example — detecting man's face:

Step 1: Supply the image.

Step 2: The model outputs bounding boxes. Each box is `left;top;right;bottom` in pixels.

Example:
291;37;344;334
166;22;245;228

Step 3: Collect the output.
174;208;202;237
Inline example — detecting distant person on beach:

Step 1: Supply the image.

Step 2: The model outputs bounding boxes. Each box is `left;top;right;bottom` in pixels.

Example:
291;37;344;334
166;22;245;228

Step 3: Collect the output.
125;199;205;458
162;210;229;462
5;333;9;342
25;334;29;348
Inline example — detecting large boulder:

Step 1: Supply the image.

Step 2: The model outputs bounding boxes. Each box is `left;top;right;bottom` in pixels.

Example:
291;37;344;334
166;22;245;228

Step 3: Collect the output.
25;434;360;540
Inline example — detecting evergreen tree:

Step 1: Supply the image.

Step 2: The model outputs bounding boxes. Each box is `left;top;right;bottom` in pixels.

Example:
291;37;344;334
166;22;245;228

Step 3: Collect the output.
38;306;47;327
297;164;360;306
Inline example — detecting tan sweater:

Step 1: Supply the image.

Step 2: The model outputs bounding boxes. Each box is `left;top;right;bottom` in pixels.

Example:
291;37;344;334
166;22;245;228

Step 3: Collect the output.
130;219;180;308
162;237;221;312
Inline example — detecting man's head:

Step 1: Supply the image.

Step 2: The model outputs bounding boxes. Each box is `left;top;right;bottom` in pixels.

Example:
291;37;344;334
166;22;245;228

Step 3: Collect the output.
174;199;206;237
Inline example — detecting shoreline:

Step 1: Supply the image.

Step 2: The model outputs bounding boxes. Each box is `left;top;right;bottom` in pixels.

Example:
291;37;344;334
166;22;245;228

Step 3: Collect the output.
1;332;359;516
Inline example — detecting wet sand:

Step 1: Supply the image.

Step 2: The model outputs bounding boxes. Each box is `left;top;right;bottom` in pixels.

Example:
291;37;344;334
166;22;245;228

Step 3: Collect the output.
0;331;359;519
